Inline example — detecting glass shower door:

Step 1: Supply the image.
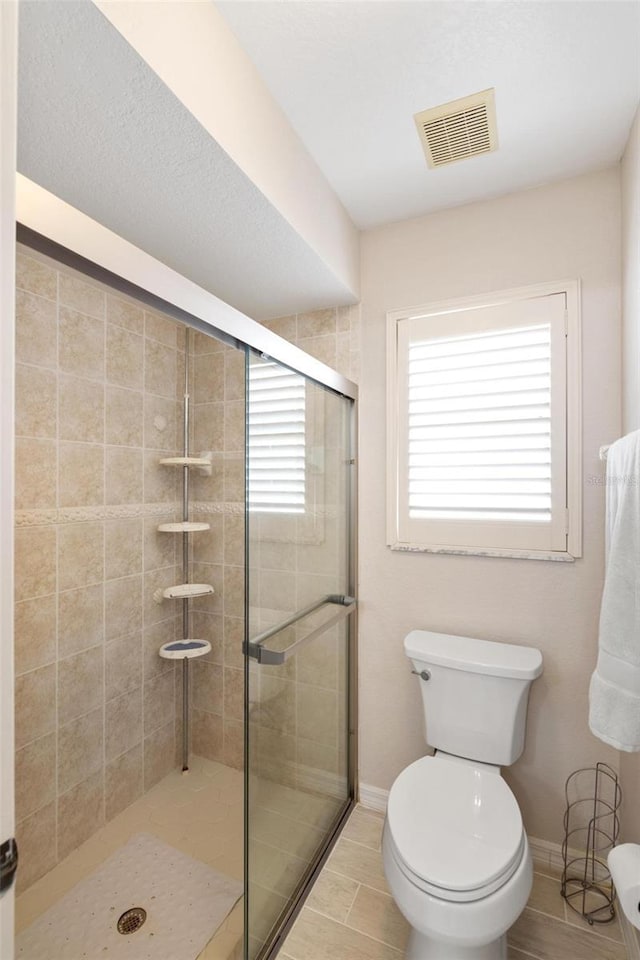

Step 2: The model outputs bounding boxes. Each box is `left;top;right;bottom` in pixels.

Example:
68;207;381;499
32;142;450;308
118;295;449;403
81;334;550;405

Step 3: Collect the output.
244;351;355;959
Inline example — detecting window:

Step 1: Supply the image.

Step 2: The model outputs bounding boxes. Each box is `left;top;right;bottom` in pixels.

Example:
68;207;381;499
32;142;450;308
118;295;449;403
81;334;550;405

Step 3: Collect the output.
248;359;306;513
387;282;581;559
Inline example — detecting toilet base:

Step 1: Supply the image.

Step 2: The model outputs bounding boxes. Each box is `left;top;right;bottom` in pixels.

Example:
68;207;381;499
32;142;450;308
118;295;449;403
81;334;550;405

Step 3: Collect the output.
406;929;507;960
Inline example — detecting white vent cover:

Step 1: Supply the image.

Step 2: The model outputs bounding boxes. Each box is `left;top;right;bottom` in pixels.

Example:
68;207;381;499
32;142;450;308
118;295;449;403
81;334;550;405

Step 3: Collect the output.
414;88;498;169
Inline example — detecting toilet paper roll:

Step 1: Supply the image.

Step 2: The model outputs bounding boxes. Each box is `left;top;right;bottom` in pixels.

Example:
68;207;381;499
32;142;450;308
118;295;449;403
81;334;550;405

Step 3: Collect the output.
608;843;640;930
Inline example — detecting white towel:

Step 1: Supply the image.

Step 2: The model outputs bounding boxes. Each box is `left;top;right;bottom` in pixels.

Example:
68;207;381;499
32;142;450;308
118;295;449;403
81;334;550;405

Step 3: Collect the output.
589;430;640;752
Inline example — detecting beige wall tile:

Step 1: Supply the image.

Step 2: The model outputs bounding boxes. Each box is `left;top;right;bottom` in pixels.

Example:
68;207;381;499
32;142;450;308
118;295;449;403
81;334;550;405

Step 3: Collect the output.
16;253;57;301
192;709;224;763
15;289;57;368
223;565;244;619
193;401;224;453
15;595;56;676
143;618;177;680
58;707;103;793
58;374;104;443
15;526;56;601
16;364;57;438
104;574;143;641
224;350;245;401
145;310;179;347
262;316;296;340
223;514;244;567
15;663;56;749
346;885;409;952
297;685;337;746
106;324;143;389
143;395;178;451
297;737;339;775
107;294;144;334
57;521;104;590
143;450;176;503
58;306;105;380
57;769;105;860
193;661;223;715
191;611;223;664
58;273;105;320
224;617;244;669
223;719;244;770
105;634;142;702
15;732;56;821
105;446;143;504
144;719;176;789
15;801;56;894
105;743;143;821
224;667;243;723
192;514;223;564
304;869;359;923
194;352;225;404
297;336;337;369
144;670;175;735
15;438;57;510
224;401;245;454
58;583;104;658
224;457;244;503
58;645;104;726
143;567;182;626
58;442;104;507
105;386;143;447
193;330;225;355
296;309;338;339
105;518;143;579
106;688;143;763
144;516;177;571
145;339;177;398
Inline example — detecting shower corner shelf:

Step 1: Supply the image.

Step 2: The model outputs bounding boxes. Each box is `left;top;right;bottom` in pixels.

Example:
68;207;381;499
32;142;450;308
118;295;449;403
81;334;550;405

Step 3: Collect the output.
159;451;213;476
153;583;215;604
159;639;212;660
157;522;211;533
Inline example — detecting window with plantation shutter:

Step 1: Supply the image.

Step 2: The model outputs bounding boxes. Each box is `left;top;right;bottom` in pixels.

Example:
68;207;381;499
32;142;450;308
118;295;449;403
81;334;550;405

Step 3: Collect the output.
387;283;582;559
248;360;306;514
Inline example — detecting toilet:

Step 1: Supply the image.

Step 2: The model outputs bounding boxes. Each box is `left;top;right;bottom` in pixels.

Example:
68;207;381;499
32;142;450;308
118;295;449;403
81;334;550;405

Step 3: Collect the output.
382;630;543;960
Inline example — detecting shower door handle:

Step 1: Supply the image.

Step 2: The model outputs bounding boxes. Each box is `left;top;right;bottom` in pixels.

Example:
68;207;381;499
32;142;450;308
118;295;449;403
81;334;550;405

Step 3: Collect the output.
0;838;18;894
245;595;356;665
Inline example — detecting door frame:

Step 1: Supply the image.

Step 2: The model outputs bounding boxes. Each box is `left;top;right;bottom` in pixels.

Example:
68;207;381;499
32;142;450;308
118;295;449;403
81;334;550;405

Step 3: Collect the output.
0;3;18;957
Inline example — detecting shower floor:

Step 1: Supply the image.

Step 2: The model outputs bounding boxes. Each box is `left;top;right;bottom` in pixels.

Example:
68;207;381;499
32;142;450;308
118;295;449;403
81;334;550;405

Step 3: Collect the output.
16;757;244;960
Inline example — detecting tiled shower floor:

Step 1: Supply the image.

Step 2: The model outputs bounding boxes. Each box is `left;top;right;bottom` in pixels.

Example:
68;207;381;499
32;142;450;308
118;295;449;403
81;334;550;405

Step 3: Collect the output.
16;756;245;960
278;806;629;960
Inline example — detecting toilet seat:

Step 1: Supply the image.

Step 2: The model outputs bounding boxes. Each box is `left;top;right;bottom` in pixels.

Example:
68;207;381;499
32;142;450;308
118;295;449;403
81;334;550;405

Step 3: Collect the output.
386;754;525;903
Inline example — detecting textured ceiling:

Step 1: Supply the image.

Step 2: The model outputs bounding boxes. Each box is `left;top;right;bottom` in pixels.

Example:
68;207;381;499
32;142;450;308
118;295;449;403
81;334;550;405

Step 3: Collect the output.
217;1;640;229
18;0;357;320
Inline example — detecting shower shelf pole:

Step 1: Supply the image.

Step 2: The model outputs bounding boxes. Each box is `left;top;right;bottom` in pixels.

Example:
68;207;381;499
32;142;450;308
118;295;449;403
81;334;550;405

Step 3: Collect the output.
182;331;190;772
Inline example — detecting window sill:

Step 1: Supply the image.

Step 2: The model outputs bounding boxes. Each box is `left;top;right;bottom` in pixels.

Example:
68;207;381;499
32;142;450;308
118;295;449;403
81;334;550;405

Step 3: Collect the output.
388;541;577;562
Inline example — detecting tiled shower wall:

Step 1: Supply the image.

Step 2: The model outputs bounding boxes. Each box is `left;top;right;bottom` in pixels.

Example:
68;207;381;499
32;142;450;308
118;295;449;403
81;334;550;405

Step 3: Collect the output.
260;305;360;384
13;249;236;892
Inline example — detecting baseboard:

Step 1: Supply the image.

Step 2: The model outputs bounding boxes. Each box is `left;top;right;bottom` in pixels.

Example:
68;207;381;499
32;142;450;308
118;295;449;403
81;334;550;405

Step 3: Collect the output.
358;782;389;813
360;783;639;958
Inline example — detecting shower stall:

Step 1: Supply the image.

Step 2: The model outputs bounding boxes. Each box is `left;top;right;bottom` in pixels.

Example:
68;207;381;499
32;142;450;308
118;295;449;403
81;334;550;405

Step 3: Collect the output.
12;220;357;960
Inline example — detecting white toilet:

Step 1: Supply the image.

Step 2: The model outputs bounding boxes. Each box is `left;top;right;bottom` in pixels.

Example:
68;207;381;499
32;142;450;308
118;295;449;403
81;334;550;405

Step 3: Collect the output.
382;630;543;960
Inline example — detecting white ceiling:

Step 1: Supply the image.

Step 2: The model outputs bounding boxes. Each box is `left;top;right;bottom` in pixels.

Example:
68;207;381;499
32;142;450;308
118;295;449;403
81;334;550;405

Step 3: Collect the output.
217;1;640;230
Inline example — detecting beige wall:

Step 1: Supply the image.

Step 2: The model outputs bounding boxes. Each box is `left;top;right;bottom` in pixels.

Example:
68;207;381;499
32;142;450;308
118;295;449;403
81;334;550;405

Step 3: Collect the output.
620;103;640;851
359;168;622;844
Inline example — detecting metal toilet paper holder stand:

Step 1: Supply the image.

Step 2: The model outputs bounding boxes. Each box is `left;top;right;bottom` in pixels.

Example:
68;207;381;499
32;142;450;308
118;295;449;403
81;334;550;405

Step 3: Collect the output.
561;762;622;925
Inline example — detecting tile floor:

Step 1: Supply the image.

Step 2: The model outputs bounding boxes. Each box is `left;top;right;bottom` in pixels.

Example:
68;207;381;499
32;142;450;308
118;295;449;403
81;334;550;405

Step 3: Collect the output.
16;756;245;960
279;805;630;960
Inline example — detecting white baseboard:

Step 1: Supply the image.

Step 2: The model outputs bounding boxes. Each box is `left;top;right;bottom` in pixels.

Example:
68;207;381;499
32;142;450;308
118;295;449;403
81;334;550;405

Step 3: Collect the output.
358;782;389;814
359;782;639;959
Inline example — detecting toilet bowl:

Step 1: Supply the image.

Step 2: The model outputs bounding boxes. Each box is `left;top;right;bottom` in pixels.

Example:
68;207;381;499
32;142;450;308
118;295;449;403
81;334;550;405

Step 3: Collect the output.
382;753;532;959
382;630;543;959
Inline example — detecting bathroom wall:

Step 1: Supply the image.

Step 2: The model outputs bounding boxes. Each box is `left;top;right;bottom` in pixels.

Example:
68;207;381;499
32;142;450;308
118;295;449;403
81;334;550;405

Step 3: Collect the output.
620;103;640;856
358;168;622;845
13;248;194;891
188;331;246;770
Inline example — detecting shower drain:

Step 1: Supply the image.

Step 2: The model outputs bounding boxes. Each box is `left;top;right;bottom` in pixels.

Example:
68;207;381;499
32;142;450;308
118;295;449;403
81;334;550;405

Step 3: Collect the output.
117;907;147;935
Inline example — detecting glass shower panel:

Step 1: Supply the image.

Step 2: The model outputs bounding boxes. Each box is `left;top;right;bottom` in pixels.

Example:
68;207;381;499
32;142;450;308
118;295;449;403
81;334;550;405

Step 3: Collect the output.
245;352;354;959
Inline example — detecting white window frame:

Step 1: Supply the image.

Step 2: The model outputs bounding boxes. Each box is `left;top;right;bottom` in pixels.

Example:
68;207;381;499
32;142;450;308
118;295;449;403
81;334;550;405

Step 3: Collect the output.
386;280;582;561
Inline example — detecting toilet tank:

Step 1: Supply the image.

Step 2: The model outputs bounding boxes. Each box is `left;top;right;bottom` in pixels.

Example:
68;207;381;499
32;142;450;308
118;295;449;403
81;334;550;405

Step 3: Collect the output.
405;630;543;766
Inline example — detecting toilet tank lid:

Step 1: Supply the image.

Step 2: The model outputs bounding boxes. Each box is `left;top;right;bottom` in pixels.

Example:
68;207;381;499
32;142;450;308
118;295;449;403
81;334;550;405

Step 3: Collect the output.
404;630;543;680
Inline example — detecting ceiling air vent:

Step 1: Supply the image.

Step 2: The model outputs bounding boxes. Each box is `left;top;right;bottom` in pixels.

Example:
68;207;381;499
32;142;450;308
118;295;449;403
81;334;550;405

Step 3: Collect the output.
414;88;498;169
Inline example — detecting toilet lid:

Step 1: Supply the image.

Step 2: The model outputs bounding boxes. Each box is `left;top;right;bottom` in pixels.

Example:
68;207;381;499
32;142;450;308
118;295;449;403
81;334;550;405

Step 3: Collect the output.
387;755;524;898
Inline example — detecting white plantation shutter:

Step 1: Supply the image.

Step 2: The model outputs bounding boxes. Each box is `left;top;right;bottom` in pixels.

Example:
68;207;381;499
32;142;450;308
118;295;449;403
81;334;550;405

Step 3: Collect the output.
390;292;570;554
248;360;306;513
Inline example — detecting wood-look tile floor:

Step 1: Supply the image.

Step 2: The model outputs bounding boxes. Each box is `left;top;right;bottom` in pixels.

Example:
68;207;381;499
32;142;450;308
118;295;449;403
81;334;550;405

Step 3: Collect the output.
278;805;629;960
